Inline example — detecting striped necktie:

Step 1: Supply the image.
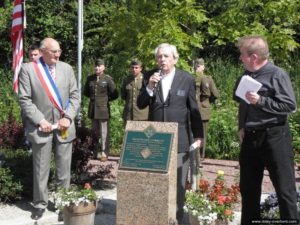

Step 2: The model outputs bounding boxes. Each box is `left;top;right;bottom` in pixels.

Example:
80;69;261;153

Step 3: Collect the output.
49;65;56;81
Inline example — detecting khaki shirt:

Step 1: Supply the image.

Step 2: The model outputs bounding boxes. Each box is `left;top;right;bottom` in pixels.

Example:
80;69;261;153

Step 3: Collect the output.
195;73;219;120
121;73;149;121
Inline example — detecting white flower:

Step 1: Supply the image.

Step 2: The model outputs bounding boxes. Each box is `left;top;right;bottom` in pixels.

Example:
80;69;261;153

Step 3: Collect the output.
53;184;98;209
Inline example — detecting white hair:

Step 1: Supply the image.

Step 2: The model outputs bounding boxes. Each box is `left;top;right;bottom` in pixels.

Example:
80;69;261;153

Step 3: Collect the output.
154;43;179;60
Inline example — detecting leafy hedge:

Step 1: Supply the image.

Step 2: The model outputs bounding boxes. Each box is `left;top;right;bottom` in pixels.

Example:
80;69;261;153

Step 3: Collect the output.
0;166;23;203
0;149;32;201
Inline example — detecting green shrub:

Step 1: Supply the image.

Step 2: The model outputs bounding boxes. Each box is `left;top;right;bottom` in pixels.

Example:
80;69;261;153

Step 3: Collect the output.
109;99;125;156
289;111;300;164
2;149;33;199
0;68;20;124
204;58;241;160
0;166;23;203
206;101;240;160
206;57;242;105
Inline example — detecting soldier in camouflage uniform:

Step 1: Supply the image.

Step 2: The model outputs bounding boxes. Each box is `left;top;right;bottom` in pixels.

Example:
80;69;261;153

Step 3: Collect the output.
194;58;219;161
84;59;118;161
121;60;149;126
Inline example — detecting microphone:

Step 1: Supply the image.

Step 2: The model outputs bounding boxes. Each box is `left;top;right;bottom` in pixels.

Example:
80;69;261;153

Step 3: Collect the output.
153;69;162;90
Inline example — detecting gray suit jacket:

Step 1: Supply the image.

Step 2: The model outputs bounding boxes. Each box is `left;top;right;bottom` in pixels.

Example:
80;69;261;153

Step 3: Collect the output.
18;59;80;144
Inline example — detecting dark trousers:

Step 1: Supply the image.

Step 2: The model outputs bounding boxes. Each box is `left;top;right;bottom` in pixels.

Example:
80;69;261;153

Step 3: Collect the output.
240;123;299;225
199;120;208;159
176;152;190;221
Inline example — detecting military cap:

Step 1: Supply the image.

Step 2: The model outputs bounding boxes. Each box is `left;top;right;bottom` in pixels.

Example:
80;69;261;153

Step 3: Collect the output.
130;59;142;66
95;58;105;66
194;58;205;66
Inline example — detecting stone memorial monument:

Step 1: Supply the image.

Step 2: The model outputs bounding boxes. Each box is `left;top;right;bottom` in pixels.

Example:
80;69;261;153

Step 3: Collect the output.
116;121;178;225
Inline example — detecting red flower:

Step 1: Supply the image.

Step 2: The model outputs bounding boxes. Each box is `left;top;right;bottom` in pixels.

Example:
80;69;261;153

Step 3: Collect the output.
224;209;233;216
185;171;240;220
225;196;232;204
84;183;92;189
214;184;223;193
217;195;226;204
199;179;210;193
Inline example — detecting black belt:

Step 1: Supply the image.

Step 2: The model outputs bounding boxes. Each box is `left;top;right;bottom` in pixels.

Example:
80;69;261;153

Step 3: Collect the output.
245;122;286;132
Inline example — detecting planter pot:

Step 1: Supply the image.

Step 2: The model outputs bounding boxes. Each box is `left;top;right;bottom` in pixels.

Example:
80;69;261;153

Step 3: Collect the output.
188;214;228;225
188;214;201;225
214;220;228;225
63;201;97;225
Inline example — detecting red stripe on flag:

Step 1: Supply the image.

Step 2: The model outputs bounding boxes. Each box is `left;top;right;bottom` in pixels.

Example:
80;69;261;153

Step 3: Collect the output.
11;0;24;94
14;0;22;4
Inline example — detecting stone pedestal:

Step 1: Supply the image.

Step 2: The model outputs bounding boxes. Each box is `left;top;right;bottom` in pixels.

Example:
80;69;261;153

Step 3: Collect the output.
116;121;178;225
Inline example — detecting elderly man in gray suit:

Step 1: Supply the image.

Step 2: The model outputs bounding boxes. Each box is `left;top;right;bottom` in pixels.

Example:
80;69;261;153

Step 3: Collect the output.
137;43;203;224
18;37;80;220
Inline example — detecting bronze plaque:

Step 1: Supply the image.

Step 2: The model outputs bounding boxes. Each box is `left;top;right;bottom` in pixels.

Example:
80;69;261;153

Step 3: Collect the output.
119;125;173;173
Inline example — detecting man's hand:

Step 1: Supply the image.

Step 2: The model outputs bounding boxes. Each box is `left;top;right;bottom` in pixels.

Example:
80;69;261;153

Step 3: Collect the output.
58;117;71;131
246;91;260;105
39;119;53;133
193;138;203;149
147;72;161;90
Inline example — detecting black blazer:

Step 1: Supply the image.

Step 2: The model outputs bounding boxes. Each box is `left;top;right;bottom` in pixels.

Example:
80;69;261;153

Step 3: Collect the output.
137;68;203;152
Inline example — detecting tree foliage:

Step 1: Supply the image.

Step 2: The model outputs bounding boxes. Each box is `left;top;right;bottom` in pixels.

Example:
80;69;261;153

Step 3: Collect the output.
204;0;300;63
23;1;78;63
0;0;299;74
105;0;208;74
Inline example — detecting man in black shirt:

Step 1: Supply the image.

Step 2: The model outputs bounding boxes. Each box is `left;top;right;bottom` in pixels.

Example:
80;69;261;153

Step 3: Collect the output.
234;35;299;225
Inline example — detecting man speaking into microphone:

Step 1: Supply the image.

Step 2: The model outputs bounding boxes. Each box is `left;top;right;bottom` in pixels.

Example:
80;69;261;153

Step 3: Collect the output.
137;43;203;224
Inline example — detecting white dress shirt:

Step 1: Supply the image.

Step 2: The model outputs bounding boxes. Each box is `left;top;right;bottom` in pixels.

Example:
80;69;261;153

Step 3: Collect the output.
147;67;176;101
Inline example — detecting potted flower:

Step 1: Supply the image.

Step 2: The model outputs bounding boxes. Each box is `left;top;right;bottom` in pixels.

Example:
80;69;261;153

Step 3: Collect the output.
54;183;99;225
184;170;240;225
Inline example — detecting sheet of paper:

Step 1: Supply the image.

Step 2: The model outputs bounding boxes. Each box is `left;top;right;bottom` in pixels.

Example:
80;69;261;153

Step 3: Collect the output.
190;141;198;151
38;123;58;131
235;75;262;104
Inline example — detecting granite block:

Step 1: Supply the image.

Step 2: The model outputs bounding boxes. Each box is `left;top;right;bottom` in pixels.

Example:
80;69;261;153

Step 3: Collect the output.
116;121;178;225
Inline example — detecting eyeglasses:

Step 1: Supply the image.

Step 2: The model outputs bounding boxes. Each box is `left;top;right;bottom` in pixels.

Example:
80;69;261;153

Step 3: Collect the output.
48;49;62;54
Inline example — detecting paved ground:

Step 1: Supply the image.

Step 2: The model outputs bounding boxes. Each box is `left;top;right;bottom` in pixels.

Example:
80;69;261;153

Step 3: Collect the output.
1;157;299;225
0;185;117;225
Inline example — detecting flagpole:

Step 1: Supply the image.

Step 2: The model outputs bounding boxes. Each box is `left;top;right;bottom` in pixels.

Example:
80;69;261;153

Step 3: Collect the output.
76;0;83;126
23;0;26;29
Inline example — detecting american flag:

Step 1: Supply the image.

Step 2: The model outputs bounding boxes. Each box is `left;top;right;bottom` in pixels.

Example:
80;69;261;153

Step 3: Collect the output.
11;0;24;94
